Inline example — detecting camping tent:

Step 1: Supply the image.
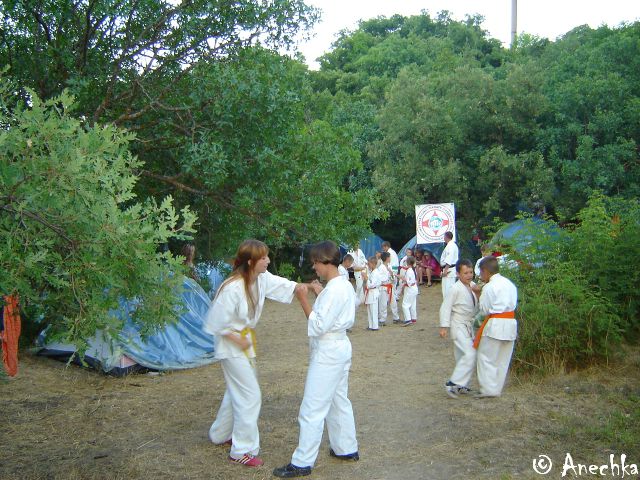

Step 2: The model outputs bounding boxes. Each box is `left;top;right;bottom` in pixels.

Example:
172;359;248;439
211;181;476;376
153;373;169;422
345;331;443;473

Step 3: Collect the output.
359;234;385;259
398;236;446;261
487;218;561;267
36;276;217;375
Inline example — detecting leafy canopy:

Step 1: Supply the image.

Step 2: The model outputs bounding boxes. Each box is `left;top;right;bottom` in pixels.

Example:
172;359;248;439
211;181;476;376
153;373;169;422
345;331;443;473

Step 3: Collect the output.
0;77;196;348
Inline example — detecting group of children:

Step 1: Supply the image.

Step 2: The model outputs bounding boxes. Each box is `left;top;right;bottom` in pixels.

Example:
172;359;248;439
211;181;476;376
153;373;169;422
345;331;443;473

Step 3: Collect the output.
439;255;518;399
202;237;518;478
345;242;419;331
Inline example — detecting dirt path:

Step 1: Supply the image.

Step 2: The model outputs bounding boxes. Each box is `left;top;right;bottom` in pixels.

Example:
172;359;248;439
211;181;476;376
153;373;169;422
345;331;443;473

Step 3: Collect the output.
2;285;639;480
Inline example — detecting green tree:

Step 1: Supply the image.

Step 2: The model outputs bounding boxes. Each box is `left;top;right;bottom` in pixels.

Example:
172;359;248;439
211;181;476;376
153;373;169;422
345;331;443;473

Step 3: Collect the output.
0;79;196;348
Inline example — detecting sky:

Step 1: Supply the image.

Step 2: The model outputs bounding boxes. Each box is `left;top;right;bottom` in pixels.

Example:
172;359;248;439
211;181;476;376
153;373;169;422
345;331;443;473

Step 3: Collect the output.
294;0;640;69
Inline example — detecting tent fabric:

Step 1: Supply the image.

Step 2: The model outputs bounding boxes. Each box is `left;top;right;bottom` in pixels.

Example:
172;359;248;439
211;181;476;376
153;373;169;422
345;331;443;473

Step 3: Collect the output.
359;234;385;260
398;236;445;262
37;276;216;375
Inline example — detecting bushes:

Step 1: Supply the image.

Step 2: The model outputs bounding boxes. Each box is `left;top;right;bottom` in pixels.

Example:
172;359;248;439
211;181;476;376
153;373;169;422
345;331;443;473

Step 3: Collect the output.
502;194;639;374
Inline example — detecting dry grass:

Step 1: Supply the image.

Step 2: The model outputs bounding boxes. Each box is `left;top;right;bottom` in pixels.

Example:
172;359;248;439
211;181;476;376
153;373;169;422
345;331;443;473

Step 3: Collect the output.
2;285;639;480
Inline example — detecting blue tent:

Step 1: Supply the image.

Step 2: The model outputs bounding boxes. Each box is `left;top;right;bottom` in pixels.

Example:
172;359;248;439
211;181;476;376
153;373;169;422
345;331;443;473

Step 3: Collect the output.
359;234;385;259
488;218;562;268
398;235;445;261
37;276;217;375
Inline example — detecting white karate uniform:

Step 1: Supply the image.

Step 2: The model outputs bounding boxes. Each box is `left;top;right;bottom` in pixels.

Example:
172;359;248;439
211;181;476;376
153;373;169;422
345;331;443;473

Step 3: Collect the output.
291;276;358;468
401;267;419;322
347;248;367;302
203;271;296;459
387;248;400;320
440;240;459;297
476;273;518;396
439;280;479;387
364;266;382;329
338;264;349;282
376;264;392;324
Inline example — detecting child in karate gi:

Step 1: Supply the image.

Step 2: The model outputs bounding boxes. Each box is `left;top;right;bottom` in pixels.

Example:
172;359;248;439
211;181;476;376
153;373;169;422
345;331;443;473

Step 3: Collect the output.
203;239;307;468
439;259;478;398
361;256;382;330
376;252;393;326
338;254;353;282
474;256;518;398
400;256;419;326
273;241;359;478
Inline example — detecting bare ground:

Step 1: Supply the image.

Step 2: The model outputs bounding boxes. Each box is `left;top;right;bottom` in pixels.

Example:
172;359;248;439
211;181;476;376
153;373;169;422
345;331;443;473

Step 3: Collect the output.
2;285;639;480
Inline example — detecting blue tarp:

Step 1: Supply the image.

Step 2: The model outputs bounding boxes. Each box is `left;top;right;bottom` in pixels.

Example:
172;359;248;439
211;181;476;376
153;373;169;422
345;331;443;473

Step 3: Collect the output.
37;276;217;375
398;235;445;261
359;234;385;260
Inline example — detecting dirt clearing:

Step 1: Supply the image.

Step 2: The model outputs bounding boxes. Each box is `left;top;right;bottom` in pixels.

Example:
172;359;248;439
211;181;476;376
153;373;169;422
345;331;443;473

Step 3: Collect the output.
2;285;639;480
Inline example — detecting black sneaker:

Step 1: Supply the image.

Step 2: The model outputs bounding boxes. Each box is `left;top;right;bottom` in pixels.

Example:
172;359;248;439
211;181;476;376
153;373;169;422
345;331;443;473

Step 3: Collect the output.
273;463;312;478
392;319;402;324
329;448;360;461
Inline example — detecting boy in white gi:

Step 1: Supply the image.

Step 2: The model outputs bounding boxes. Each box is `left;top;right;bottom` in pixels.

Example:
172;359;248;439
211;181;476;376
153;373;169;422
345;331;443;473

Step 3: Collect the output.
400;256;419;326
338;254;353;282
439;259;479;398
376;251;393;326
273;241;359;478
346;245;367;302
440;231;459;298
204;239;307;468
362;256;382;330
381;241;401;323
474;256;518;398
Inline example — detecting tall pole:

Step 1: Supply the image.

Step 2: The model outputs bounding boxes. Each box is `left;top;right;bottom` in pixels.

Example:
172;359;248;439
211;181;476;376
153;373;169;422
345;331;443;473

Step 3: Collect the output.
511;0;518;47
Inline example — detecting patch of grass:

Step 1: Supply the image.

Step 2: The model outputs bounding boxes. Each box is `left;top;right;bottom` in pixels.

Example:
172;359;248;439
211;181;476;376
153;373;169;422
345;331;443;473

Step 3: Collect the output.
554;392;640;454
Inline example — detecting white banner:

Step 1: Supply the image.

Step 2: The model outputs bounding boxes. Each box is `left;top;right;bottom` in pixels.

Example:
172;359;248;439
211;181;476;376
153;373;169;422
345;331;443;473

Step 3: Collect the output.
415;203;456;244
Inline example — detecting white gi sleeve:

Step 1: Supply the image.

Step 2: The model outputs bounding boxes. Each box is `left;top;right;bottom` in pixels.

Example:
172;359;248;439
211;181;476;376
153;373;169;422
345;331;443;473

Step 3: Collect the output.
262;271;297;304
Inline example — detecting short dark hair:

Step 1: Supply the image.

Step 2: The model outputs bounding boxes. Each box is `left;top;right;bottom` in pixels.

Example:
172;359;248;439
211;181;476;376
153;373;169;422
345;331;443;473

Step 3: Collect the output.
342;254;354;263
406;256;416;266
479;256;499;274
380;251;390;262
310;241;341;267
456;258;473;272
381;241;391;248
444;231;453;240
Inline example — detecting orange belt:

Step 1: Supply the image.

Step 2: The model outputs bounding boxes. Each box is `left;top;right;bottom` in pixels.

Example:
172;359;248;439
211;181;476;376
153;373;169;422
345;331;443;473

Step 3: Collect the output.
473;311;515;349
381;284;393;302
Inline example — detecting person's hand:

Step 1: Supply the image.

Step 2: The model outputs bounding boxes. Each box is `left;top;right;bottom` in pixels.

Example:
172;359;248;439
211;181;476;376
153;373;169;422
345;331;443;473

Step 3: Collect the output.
309;279;323;295
439;327;449;339
295;283;308;298
237;335;251;351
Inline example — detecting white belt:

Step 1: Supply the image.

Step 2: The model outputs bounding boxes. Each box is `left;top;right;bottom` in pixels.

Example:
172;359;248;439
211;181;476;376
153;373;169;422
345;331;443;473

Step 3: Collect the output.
315;331;347;341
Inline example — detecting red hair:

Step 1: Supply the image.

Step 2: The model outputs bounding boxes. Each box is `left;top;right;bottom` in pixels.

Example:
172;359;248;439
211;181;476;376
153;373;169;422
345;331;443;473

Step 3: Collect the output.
216;239;269;314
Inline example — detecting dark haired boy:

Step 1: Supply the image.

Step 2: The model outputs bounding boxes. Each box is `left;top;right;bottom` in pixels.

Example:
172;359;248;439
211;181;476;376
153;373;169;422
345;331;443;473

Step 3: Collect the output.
273;241;359;478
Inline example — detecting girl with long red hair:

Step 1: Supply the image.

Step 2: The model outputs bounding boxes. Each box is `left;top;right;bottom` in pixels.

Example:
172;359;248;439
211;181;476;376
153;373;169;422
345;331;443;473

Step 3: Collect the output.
204;239;307;468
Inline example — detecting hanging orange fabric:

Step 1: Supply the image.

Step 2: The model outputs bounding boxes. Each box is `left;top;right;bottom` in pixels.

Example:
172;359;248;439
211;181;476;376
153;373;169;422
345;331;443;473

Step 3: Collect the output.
472;311;515;349
1;294;21;377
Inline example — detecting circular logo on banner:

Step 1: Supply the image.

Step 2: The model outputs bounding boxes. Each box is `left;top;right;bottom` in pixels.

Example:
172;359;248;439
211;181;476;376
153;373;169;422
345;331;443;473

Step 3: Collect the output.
416;204;455;243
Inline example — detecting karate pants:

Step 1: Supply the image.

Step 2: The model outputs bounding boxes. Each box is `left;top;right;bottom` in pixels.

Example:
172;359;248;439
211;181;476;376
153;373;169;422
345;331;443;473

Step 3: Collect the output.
449;324;476;387
401;292;417;321
441;275;456;298
377;289;388;323
389;283;400;320
291;338;358;468
476;336;515;396
208;356;261;459
366;300;379;329
354;272;364;303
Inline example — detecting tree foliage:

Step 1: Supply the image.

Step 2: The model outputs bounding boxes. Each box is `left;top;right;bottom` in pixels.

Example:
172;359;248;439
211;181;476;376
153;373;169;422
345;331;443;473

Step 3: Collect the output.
0;78;196;348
